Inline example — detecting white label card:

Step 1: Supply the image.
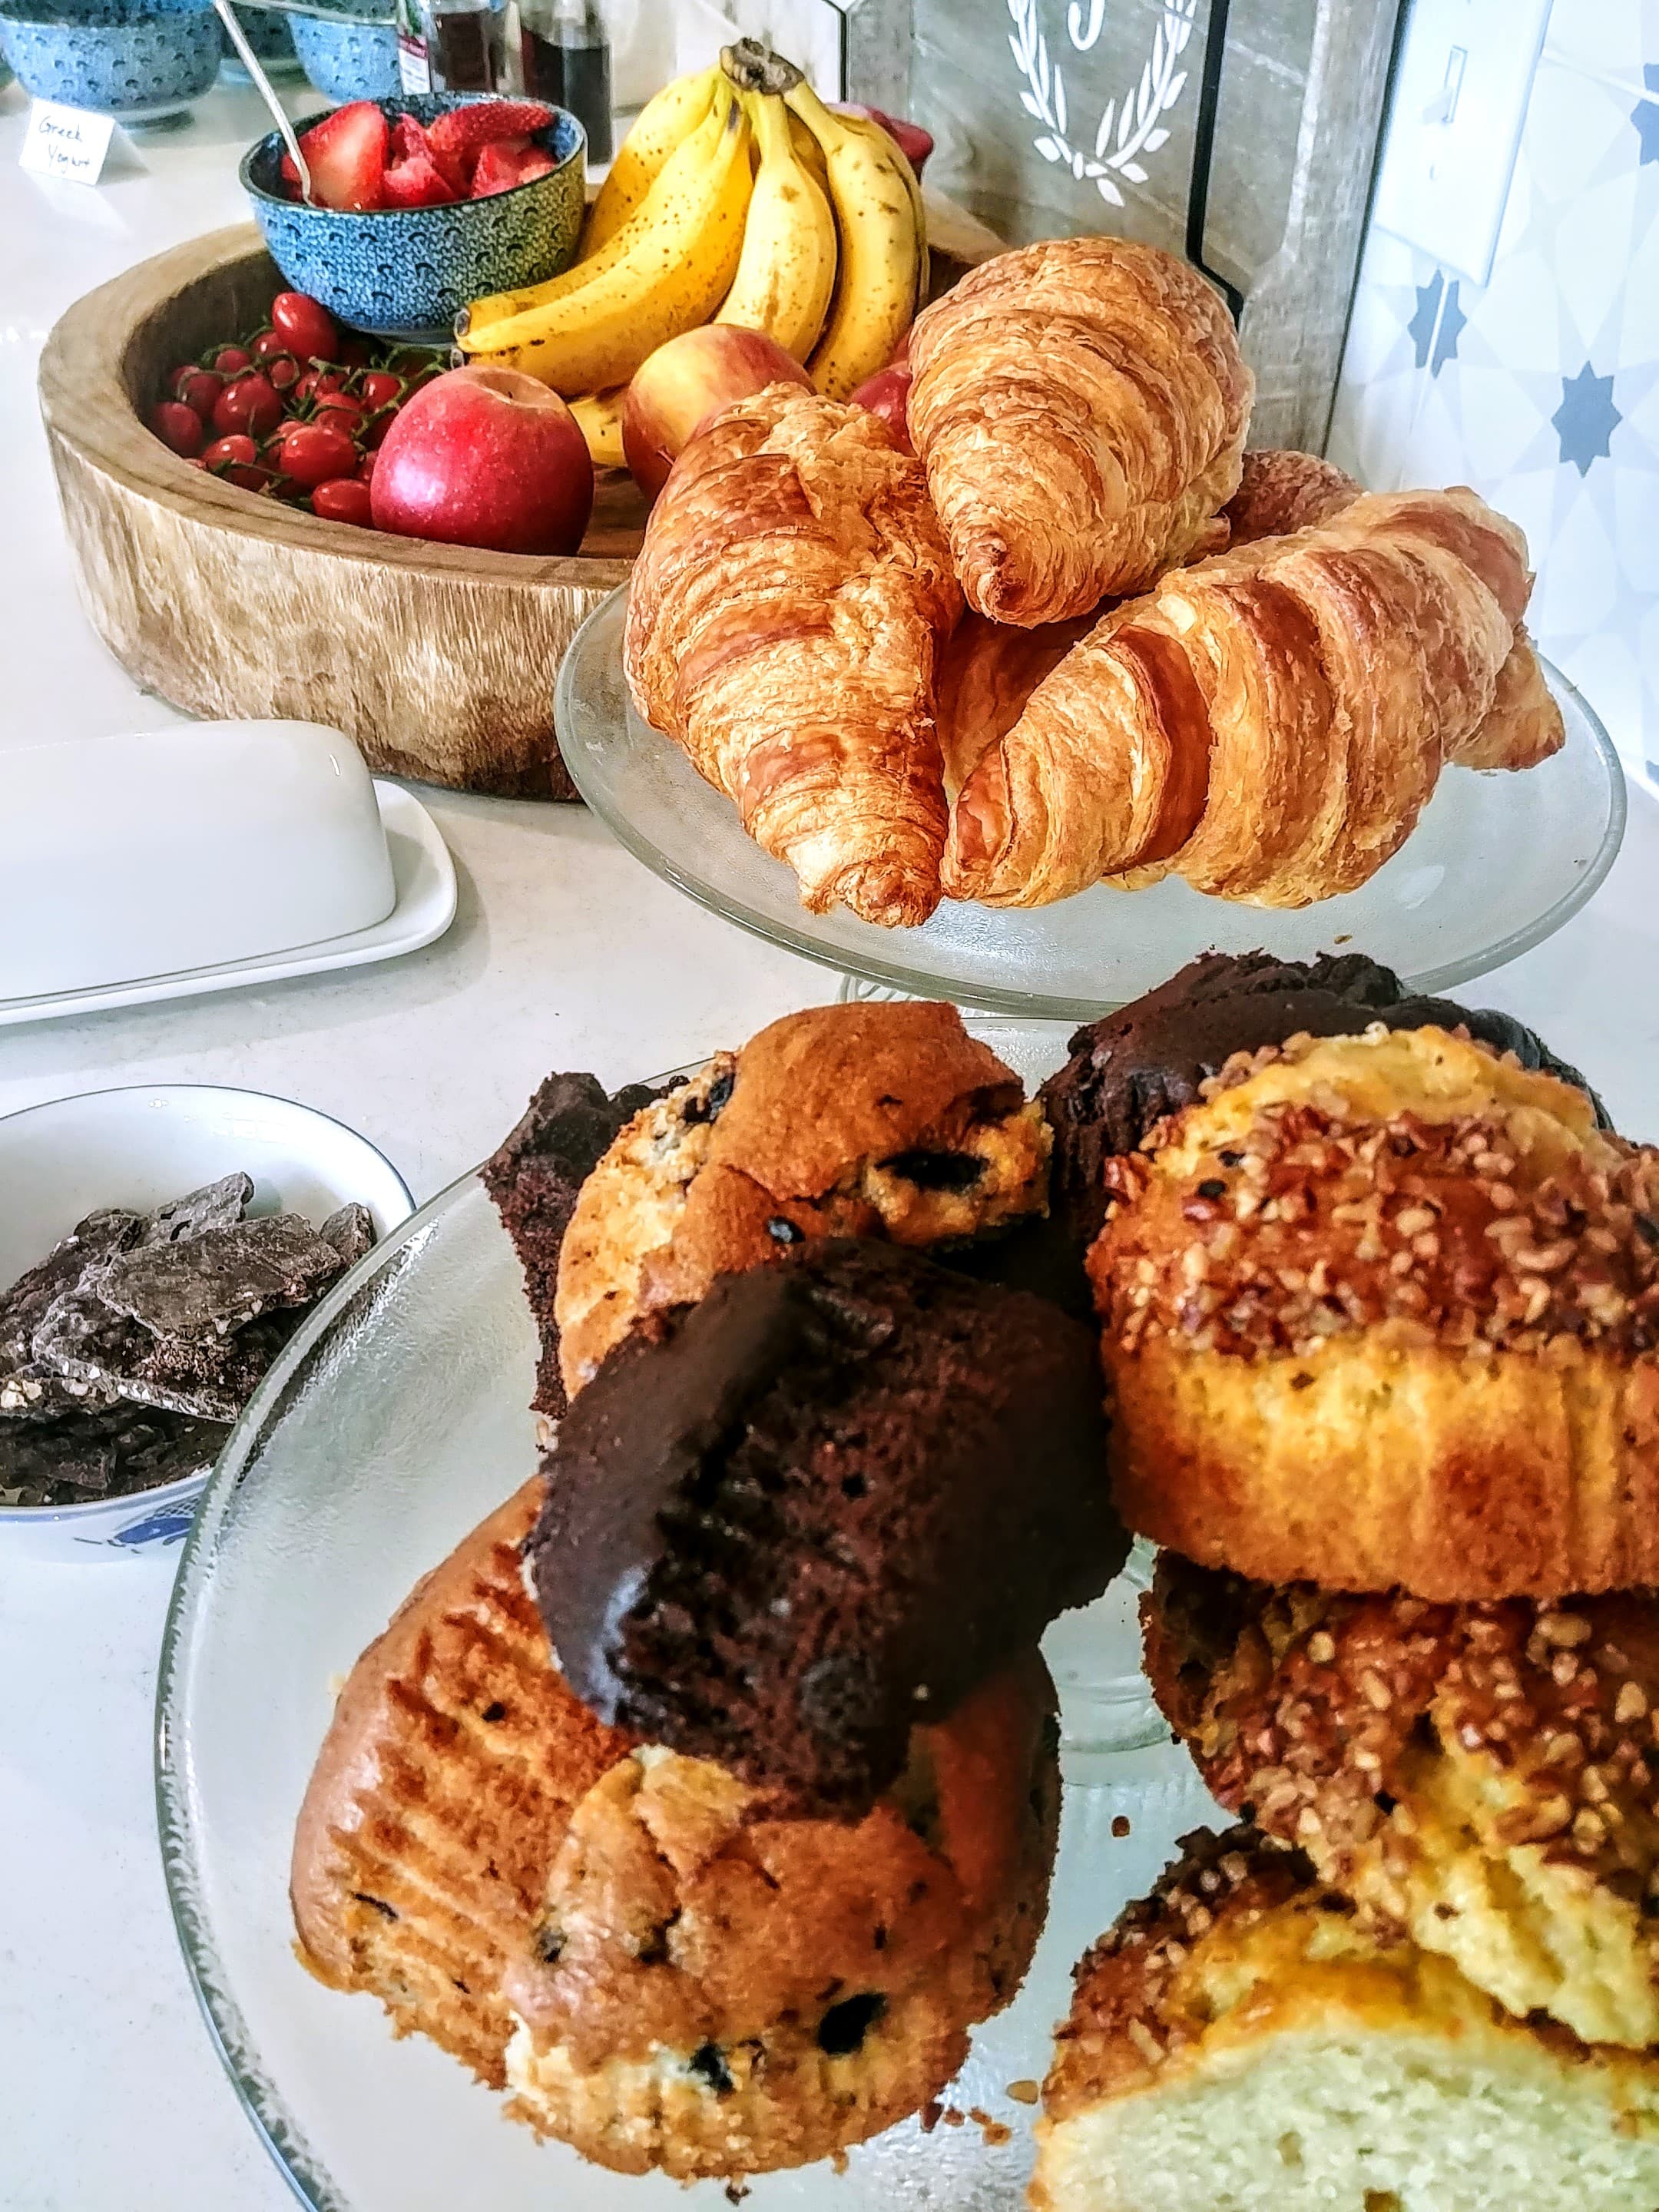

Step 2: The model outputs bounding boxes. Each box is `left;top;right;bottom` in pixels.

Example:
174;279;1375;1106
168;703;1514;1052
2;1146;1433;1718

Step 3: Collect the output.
20;100;117;185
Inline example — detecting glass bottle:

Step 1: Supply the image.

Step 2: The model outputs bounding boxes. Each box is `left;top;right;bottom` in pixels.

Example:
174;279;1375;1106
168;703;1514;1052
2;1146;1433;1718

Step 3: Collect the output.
401;0;508;94
519;0;612;161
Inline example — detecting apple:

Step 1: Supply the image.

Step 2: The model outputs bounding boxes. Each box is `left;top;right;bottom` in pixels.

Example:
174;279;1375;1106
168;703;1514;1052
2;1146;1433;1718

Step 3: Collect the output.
370;364;593;556
834;103;934;178
849;363;913;451
623;326;811;500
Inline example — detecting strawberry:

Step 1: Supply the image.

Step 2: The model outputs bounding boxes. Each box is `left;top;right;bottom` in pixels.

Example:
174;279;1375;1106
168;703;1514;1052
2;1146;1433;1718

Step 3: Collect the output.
427;99;556;171
382;150;457;208
289;101;389;212
470;140;556;197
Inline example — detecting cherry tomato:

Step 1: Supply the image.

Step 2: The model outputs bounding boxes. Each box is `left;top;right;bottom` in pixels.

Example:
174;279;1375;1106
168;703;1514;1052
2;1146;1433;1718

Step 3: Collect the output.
211;346;252;376
223;460;274;492
290;367;347;409
251;330;290;366
312;477;375;527
267;356;302;396
272;421;360;489
356;451;377;485
358;370;403;413
174;368;223;421
212;373;283;439
270;291;339;365
149;399;206;458
311;394;367;439
202;434;258;469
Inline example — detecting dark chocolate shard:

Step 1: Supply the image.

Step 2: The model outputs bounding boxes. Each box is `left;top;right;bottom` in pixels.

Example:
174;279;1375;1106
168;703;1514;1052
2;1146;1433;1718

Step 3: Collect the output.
141;1173;253;1247
0;1402;223;1510
318;1202;376;1269
31;1286;146;1389
93;1216;346;1339
0;1209;141;1418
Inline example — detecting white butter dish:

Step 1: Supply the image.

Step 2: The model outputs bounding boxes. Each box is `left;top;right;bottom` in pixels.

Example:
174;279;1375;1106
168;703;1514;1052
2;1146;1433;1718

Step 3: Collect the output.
0;720;398;1002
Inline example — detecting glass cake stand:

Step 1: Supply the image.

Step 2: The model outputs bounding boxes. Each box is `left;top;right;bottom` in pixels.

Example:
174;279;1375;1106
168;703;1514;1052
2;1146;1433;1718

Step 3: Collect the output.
556;588;1627;1019
157;1062;1207;2212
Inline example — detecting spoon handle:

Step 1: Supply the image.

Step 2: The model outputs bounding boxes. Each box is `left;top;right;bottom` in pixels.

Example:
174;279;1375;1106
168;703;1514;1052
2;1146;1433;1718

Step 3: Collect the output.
212;0;313;204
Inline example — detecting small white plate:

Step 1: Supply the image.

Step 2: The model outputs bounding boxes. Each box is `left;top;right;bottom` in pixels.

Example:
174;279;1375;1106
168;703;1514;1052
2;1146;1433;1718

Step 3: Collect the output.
0;1083;413;1562
0;783;456;1030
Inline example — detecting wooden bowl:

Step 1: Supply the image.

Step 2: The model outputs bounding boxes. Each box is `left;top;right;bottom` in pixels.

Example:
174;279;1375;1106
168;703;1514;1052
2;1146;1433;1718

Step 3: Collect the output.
38;200;1005;800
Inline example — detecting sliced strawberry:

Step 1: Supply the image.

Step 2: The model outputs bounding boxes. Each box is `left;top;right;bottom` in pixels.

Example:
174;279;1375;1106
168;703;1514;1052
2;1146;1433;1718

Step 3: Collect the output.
391;112;430;162
382;149;457;208
428;99;556;169
294;101;389;212
470;139;555;197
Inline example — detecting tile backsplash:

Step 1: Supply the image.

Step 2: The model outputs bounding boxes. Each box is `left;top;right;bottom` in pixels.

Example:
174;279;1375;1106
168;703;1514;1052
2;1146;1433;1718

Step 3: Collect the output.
1330;0;1659;787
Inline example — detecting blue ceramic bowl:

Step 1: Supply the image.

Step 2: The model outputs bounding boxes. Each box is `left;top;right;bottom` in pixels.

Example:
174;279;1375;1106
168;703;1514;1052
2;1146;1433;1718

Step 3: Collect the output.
0;0;220;122
290;1;397;104
221;2;300;75
241;93;585;343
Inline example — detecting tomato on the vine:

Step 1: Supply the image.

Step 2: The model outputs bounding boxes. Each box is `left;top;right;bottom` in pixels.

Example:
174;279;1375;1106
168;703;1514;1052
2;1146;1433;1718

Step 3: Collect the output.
311;394;367;439
273;421;361;490
170;365;222;419
211;346;252;376
212;373;283;439
270;290;339;365
312;477;375;527
150;400;206;458
267;356;302;396
202;433;258;469
358;370;403;414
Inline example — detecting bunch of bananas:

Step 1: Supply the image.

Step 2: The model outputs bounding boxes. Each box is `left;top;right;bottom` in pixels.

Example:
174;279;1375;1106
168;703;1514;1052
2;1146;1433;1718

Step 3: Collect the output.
456;45;929;466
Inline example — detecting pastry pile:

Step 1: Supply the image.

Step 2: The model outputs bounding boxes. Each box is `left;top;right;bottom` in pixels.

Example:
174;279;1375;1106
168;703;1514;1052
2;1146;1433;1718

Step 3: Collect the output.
624;234;1564;927
1032;952;1659;2212
290;998;1127;2182
290;962;1658;2200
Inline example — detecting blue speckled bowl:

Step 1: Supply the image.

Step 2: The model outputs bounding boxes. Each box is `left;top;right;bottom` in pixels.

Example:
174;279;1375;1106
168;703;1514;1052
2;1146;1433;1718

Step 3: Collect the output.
221;2;300;78
241;94;585;343
0;0;220;123
290;0;397;104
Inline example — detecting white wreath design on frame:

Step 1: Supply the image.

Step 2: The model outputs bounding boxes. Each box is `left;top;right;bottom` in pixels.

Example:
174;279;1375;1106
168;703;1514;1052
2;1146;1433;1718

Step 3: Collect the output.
1008;0;1197;207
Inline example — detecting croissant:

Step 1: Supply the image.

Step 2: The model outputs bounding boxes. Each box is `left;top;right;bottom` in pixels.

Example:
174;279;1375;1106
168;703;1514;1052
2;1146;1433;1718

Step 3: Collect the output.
907;237;1253;624
1221;446;1359;545
942;485;1565;909
624;386;962;929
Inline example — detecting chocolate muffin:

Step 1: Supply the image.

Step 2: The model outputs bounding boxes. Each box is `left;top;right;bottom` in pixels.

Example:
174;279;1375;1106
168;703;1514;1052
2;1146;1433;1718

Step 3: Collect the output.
481;1071;664;1422
1040;949;1606;1247
529;1237;1124;1815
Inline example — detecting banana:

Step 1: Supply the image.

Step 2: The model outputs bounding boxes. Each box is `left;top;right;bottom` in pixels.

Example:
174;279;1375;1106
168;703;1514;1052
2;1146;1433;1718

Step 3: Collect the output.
838;104;930;318
568;388;628;470
489;91;754;395
581;65;717;257
715;91;837;362
460;90;740;348
787;108;830;199
783;78;924;400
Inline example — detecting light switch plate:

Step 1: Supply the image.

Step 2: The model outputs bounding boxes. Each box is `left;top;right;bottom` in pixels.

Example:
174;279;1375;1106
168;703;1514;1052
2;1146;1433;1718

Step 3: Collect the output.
1371;0;1551;286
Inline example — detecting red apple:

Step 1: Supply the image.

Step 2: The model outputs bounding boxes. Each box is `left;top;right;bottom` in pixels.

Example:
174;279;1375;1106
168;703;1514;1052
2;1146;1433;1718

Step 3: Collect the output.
849;363;913;451
834;103;934;178
370;364;593;555
623;326;810;500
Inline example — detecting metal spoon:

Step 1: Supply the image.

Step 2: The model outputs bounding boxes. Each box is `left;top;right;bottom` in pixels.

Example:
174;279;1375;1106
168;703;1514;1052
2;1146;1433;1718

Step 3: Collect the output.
212;0;313;202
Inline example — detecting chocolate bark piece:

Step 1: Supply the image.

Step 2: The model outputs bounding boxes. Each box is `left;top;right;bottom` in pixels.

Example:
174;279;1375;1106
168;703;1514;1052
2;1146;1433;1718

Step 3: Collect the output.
101;1313;296;1422
93;1215;346;1338
29;1286;145;1390
318;1203;376;1268
141;1173;253;1247
0;1402;223;1509
481;1071;665;1422
0;1209;141;1418
531;1237;1124;1816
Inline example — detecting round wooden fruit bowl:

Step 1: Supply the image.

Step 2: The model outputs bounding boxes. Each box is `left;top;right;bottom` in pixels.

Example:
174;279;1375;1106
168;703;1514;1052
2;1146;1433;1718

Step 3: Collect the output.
38;201;1005;800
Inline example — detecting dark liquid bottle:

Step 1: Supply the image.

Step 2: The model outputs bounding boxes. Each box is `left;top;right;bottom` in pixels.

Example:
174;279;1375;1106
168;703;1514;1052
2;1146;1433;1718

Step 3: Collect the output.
519;0;611;161
426;0;505;91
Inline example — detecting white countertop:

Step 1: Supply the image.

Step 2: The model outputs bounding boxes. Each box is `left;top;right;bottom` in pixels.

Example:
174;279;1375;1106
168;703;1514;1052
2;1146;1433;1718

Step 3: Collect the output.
3;67;1659;2212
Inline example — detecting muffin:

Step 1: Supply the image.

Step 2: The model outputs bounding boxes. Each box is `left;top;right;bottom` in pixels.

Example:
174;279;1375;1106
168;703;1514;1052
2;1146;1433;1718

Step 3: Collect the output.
529;1237;1124;1813
1144;1550;1659;2048
552;1001;1052;1394
1040;947;1606;1250
503;1654;1059;2179
1091;1022;1659;1598
1031;1824;1659;2212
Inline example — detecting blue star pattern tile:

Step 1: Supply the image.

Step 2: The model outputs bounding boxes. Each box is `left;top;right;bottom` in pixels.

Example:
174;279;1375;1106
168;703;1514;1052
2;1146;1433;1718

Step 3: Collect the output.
1406;270;1465;379
1553;363;1622;475
1633;65;1659;165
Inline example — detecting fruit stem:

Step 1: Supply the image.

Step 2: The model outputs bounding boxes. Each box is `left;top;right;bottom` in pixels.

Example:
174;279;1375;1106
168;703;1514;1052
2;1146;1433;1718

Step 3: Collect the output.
721;37;800;97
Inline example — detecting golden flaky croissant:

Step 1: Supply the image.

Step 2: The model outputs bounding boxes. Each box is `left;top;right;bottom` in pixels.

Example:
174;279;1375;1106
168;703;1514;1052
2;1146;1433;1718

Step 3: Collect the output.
943;486;1565;909
1221;447;1359;545
908;237;1253;624
624;385;962;929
